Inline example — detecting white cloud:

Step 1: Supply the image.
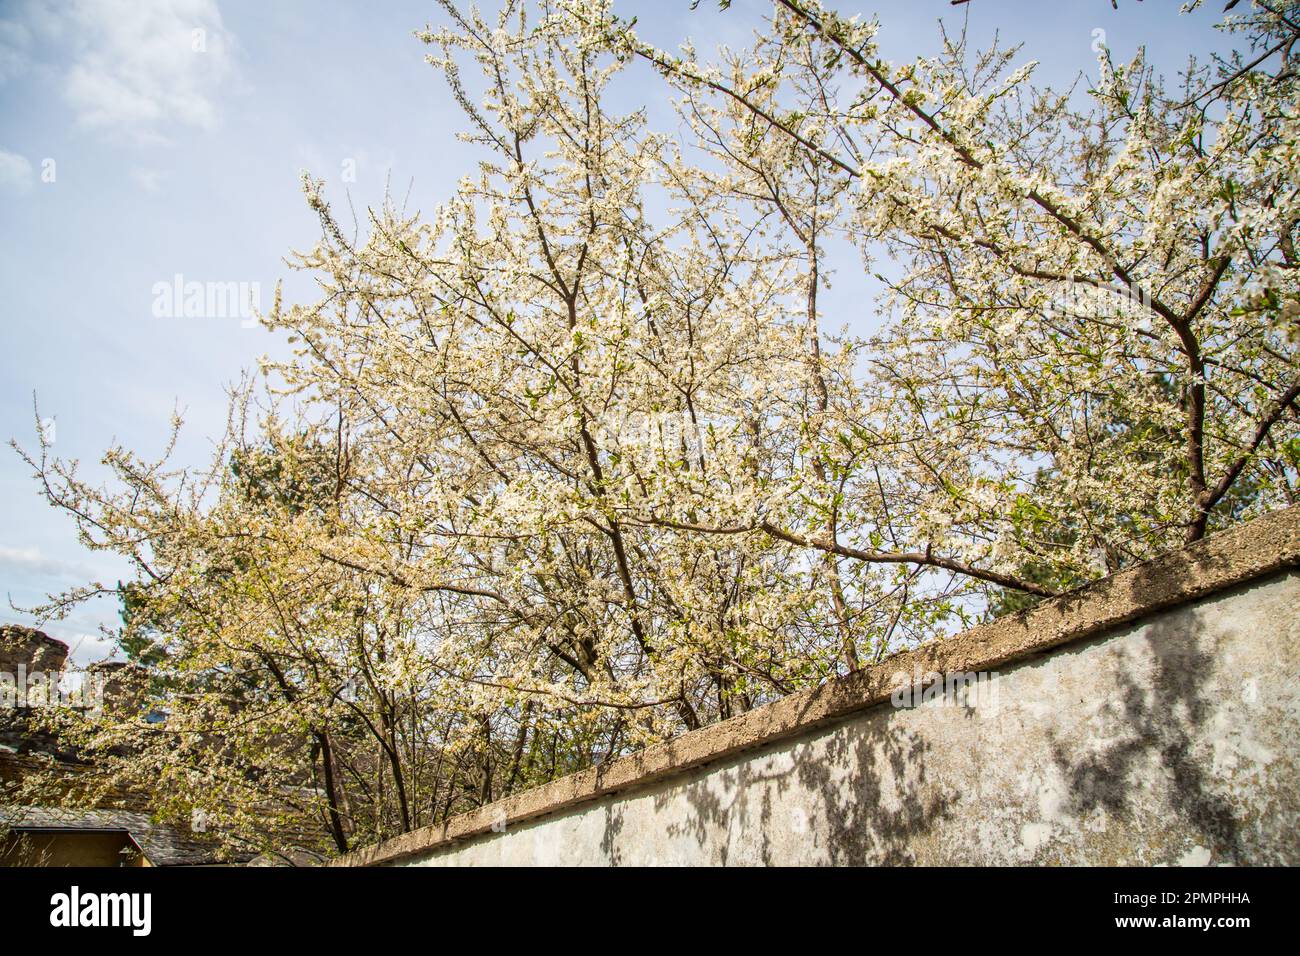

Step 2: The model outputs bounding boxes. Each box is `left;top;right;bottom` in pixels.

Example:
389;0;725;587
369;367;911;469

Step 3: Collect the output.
0;0;237;143
131;166;165;192
0;148;33;191
0;544;95;579
0;18;34;81
64;631;117;668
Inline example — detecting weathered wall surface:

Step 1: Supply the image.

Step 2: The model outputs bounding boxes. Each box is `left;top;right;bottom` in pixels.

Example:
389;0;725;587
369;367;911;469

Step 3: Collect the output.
335;509;1300;867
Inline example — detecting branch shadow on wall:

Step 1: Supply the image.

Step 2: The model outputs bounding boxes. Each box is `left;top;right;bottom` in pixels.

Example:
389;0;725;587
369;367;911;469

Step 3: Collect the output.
1047;586;1246;864
600;551;1273;865
599;706;956;865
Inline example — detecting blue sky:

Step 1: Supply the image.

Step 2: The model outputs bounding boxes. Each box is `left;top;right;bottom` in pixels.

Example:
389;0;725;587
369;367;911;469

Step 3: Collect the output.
0;0;1233;665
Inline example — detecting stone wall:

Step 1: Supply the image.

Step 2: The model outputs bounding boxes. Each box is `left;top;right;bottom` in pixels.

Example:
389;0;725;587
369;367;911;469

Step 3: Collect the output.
335;507;1300;867
0;627;68;684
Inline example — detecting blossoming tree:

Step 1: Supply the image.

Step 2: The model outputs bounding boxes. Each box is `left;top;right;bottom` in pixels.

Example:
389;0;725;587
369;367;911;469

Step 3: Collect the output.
13;0;1297;855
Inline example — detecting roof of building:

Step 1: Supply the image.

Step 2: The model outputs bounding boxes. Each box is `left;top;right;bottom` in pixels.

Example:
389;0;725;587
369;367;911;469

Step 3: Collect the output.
1;748;326;866
0;804;241;866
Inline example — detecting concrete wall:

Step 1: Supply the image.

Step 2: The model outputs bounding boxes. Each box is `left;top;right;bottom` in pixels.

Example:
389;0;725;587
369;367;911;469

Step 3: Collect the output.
336;508;1300;867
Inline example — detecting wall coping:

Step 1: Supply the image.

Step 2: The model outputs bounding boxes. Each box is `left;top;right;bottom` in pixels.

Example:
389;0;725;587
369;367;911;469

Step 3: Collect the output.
330;506;1300;866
